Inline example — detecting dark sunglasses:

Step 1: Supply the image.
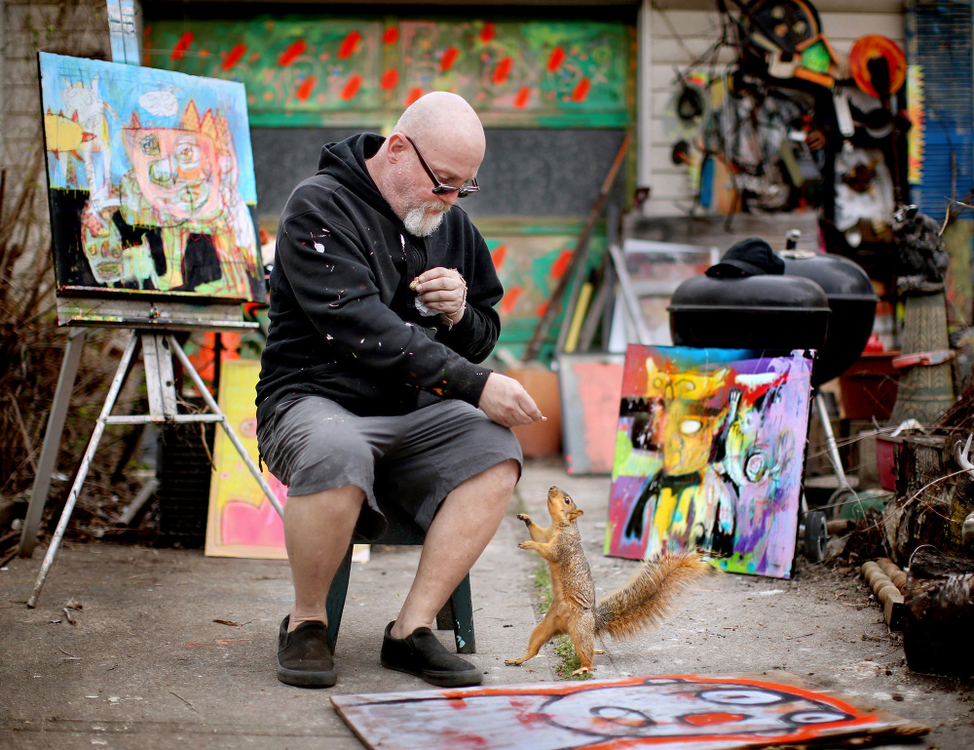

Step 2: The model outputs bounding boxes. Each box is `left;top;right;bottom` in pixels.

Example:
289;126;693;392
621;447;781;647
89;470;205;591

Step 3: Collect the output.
403;135;480;198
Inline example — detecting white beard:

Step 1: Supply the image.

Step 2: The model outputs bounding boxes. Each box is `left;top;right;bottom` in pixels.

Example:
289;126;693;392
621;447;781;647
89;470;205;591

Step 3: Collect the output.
404;202;448;237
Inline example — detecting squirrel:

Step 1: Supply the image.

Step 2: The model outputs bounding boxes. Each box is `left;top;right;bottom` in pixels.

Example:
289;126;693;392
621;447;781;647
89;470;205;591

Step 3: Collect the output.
505;485;713;676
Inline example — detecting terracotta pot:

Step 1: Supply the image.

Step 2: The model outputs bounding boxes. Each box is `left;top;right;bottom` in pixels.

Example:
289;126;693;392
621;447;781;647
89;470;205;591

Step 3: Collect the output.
506;367;562;457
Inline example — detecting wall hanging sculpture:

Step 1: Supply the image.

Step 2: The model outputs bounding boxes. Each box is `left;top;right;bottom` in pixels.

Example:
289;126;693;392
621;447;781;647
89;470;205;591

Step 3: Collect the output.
39;52;265;302
606;345;814;579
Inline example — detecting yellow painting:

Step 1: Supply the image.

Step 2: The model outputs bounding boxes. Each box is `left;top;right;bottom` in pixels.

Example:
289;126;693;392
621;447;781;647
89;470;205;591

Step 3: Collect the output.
205;358;288;559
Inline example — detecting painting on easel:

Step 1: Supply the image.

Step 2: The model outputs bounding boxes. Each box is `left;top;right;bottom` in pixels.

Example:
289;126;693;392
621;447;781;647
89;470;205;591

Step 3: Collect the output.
38;52;266;303
606;345;814;579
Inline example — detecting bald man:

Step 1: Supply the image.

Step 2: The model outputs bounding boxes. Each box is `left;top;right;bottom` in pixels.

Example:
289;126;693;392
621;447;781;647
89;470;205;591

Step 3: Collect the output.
256;92;543;689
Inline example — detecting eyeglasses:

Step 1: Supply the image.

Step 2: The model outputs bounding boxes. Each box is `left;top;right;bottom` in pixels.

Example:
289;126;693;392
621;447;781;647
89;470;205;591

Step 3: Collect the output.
403;135;480;198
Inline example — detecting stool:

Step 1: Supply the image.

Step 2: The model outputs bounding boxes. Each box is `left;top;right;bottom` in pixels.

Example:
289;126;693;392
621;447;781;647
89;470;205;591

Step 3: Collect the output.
324;501;475;654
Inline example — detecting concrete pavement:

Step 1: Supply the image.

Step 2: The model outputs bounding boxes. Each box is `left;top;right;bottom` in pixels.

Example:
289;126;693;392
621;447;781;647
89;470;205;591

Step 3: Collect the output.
1;457;971;749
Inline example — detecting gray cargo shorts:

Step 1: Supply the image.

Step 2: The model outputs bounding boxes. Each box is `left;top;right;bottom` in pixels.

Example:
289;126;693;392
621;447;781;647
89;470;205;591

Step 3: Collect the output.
256;395;523;541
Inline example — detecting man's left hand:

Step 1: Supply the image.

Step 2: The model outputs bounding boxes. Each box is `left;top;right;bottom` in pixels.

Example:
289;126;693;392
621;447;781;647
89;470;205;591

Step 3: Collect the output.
411;267;467;325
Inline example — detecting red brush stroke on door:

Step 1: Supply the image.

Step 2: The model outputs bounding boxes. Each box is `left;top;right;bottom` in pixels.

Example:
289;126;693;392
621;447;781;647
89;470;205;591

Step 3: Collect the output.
221;43;247;70
170;32;193;61
278;40;306;67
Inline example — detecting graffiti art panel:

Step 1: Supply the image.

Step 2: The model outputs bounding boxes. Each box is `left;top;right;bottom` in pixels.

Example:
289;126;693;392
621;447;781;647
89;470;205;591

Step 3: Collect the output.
606;345;814;579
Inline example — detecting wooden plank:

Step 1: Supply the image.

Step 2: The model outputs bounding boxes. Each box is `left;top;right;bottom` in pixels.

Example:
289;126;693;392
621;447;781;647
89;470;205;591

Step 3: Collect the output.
56;298;258;332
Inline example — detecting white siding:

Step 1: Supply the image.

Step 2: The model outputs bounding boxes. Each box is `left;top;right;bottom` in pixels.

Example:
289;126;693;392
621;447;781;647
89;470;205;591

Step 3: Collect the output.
638;1;907;217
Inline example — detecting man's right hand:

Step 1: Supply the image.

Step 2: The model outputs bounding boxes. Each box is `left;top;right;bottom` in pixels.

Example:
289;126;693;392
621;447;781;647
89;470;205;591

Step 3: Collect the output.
478;373;545;428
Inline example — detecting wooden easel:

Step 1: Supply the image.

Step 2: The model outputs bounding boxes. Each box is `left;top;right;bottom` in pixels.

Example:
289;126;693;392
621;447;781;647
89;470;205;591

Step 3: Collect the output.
18;301;283;608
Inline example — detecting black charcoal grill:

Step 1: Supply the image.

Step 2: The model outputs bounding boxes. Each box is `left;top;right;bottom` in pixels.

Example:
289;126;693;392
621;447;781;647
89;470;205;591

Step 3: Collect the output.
667;248;878;563
668;251;876;387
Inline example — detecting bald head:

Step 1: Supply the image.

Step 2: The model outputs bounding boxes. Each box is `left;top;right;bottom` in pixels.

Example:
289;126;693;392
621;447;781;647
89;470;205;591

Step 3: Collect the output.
394;92;486;160
366;92;485;235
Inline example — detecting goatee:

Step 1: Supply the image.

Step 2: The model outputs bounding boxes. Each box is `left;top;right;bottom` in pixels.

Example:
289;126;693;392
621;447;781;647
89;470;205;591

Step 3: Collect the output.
404;202;448;237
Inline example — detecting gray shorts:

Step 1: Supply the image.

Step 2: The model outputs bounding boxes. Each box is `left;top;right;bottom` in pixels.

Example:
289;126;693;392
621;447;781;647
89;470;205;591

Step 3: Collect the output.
256;395;523;541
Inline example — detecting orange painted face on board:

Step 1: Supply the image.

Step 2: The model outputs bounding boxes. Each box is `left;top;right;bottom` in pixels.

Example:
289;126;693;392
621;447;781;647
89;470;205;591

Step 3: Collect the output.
644;360;731;476
123;126;222;222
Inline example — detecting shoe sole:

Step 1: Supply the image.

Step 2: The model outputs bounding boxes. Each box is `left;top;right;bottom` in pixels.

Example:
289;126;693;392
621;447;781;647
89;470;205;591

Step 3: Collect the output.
380;658;482;688
277;664;337;688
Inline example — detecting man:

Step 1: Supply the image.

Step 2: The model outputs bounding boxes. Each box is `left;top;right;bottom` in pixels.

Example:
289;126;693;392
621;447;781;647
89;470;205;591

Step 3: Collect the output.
256;92;543;689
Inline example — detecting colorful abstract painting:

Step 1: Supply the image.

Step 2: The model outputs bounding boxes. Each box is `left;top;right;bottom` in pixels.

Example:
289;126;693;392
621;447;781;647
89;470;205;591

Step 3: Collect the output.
487;228;603;358
205;359;287;559
39;52;266;303
606;346;814;579
332;673;929;750
144;16;633;128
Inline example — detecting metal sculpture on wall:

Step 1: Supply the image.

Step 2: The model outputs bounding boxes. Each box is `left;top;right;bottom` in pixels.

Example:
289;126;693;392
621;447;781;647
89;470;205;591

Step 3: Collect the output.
39;52;266;303
606;345;814;579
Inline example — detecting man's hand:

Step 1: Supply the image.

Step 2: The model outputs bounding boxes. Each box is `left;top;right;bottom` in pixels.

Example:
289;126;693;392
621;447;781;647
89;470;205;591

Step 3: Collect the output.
410;267;466;325
478;373;545;428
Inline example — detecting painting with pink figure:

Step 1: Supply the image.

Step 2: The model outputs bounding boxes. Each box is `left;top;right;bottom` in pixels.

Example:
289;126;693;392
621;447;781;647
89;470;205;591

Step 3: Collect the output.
206;359;288;559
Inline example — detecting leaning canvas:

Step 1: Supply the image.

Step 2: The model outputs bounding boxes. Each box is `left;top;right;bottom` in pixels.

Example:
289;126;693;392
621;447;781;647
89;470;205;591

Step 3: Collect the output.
38;52;265;303
606;345;814;579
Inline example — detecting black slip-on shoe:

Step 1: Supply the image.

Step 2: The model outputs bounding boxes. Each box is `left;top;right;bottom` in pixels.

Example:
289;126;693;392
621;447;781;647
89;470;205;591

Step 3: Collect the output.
380;621;482;687
277;616;337;688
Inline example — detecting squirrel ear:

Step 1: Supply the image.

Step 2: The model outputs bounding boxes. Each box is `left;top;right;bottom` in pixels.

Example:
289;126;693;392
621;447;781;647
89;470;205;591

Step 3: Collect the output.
569;508;584;521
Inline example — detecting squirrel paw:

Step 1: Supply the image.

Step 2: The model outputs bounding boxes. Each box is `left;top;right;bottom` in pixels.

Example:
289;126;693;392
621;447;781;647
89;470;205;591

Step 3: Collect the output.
571;666;593;677
516;513;531;524
518;541;532;550
504;658;524;666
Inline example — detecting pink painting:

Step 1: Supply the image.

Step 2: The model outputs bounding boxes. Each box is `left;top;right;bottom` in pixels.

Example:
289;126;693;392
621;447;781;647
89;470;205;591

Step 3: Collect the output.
557;353;625;476
205;359;287;559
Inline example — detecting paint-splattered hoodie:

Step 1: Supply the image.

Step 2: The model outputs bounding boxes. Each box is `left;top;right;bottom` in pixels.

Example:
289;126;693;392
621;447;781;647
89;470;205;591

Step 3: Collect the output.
256;133;502;422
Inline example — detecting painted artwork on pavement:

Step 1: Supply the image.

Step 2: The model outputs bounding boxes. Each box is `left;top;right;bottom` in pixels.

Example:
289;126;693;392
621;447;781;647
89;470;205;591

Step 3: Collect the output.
39;52;265;303
606;346;814;579
332;673;929;750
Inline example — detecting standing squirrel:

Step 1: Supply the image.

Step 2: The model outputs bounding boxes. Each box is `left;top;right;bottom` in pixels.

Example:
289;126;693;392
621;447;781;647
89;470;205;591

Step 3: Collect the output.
506;485;712;676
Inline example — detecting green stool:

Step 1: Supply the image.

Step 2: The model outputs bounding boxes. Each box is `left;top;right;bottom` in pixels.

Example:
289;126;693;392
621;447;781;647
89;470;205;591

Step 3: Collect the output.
324;501;475;655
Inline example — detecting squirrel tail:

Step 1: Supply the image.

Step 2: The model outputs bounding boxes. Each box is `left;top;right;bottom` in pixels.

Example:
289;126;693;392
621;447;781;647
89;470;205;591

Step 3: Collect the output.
594;551;712;641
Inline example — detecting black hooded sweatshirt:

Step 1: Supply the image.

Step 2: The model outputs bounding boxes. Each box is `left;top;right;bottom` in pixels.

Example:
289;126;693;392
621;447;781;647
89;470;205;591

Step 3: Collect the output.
256;133;501;424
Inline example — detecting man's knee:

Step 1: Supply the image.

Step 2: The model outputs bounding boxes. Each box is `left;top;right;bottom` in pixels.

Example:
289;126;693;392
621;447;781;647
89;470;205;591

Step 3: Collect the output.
471;458;520;507
489;458;520;493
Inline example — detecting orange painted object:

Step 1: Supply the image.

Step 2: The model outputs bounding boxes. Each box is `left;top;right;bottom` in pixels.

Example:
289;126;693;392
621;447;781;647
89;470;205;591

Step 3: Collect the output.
849;35;906;98
507;368;562;457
